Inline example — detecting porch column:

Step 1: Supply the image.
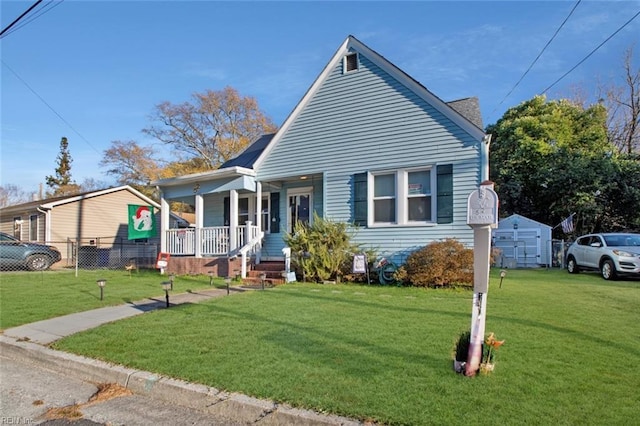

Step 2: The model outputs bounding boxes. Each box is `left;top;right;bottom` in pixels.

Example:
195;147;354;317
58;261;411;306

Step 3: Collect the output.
194;193;203;258
229;189;238;252
256;182;262;234
160;191;170;253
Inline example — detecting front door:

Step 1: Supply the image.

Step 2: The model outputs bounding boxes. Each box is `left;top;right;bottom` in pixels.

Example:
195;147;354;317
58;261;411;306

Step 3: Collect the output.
288;188;312;233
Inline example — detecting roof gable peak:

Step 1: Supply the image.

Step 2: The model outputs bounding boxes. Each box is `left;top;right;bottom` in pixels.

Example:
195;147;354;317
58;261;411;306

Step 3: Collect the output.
253;35;485;170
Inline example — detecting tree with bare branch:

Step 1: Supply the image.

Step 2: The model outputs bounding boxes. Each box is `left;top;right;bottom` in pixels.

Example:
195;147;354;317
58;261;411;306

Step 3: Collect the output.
142;87;277;169
100;140;161;187
608;47;639;154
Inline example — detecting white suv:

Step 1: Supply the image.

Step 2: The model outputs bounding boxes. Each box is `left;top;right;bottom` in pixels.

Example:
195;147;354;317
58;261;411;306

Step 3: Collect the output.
566;233;640;280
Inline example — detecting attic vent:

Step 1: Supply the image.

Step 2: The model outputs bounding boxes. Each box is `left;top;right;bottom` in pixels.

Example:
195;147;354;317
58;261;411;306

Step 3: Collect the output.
344;53;359;73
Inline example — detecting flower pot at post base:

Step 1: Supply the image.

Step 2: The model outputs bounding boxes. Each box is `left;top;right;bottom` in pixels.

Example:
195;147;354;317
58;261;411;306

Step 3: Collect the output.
479;362;495;375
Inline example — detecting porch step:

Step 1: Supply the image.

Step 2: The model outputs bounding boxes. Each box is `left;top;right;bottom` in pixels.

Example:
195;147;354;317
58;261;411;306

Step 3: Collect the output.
244;261;286;286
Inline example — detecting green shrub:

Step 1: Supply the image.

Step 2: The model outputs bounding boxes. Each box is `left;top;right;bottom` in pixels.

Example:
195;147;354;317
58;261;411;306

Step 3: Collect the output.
400;238;473;287
284;213;373;283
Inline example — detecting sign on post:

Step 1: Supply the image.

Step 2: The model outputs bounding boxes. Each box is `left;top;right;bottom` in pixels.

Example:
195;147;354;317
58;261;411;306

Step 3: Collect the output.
352;253;370;284
156;252;171;273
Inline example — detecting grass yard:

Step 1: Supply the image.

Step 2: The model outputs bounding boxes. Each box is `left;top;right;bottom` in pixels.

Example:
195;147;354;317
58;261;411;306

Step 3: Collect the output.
0;268;224;329
51;269;639;425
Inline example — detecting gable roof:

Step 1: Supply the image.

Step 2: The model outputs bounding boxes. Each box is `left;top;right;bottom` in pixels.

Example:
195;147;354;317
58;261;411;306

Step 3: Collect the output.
1;185;190;227
447;97;484;129
219;133;275;169
253;35;486;170
0;185;159;213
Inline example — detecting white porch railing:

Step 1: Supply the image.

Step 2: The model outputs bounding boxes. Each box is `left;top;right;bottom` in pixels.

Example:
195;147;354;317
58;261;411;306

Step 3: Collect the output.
166;228;196;255
165;225;260;256
202;227;229;255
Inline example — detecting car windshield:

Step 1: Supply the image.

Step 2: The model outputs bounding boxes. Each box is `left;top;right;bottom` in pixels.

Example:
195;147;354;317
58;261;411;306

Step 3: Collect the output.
0;233;19;242
603;234;640;247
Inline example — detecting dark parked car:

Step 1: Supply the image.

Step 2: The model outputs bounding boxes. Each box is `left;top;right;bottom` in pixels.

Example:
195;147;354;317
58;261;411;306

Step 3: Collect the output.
566;233;640;280
0;232;62;271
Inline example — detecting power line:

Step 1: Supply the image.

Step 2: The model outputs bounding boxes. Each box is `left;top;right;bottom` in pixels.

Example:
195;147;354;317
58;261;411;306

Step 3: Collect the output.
2;60;101;155
542;8;640;94
0;0;64;40
491;0;581;115
0;0;43;37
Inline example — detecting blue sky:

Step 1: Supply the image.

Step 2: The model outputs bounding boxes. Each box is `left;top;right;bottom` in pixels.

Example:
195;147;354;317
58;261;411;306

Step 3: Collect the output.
2;1;639;195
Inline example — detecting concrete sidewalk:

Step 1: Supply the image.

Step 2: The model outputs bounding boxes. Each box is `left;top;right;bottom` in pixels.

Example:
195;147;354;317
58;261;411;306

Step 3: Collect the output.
0;287;364;425
3;287;232;344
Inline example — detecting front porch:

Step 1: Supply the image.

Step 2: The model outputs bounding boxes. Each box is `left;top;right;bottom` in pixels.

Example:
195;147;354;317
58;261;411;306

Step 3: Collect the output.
165;224;259;257
163;223;264;278
154;163;322;279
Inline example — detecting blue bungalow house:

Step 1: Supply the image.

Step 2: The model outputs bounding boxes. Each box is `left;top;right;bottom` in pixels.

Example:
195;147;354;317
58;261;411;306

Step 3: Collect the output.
153;35;489;278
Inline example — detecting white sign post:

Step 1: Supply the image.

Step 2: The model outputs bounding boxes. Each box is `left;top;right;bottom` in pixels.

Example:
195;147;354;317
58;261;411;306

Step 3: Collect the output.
465;181;499;376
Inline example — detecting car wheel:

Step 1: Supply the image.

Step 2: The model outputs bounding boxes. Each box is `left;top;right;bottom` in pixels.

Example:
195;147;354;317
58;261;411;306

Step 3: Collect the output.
567;256;580;274
600;259;617;281
26;254;52;271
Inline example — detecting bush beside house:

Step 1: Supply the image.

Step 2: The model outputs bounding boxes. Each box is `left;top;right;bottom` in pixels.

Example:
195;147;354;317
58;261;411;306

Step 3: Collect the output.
395;239;474;287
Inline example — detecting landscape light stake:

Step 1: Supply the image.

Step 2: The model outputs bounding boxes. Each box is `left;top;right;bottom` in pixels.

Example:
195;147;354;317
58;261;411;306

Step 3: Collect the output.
96;279;106;301
499;270;507;288
169;273;175;291
225;276;231;295
208;270;214;286
260;272;267;290
162;281;171;308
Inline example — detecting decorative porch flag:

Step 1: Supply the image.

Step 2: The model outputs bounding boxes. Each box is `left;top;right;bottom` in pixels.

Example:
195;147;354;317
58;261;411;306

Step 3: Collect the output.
128;205;156;240
560;213;575;234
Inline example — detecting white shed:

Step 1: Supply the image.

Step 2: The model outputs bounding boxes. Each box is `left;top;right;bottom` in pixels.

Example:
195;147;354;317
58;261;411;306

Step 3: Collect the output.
492;214;552;268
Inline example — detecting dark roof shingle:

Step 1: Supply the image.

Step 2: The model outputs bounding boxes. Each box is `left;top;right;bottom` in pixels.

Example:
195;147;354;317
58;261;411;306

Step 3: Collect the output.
219;133;275;169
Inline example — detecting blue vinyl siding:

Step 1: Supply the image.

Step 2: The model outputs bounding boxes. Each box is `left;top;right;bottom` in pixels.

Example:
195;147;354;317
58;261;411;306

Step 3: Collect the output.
257;53;481;263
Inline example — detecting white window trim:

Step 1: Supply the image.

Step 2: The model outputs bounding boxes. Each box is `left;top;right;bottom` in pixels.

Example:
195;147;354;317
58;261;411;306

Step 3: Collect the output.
29;214;38;241
368;167;436;227
238;196;251;225
261;194;271;234
371;172;396;225
287;186;314;233
13;216;22;239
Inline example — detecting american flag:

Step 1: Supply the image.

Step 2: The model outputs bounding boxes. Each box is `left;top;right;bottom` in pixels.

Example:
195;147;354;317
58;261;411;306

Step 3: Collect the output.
561;213;575;233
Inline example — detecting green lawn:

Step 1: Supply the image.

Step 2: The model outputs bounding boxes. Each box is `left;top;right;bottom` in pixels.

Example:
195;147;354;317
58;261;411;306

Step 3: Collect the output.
48;269;639;425
0;268;224;329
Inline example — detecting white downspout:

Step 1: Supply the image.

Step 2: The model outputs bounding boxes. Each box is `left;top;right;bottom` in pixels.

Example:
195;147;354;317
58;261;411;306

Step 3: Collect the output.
36;207;50;243
481;134;492;182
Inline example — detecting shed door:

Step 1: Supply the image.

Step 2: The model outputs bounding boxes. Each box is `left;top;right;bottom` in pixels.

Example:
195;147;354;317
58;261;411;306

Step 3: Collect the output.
494;228;541;267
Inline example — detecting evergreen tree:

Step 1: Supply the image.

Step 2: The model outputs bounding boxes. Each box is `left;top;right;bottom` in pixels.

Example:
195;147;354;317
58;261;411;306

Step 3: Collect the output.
46;137;80;196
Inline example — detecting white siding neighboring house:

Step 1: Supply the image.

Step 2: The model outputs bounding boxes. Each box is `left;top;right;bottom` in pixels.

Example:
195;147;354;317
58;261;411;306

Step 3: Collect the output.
154;35;490;276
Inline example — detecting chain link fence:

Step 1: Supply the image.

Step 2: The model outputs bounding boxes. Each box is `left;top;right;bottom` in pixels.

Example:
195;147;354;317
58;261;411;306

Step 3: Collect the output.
551;239;572;268
0;235;159;272
67;237;159;270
